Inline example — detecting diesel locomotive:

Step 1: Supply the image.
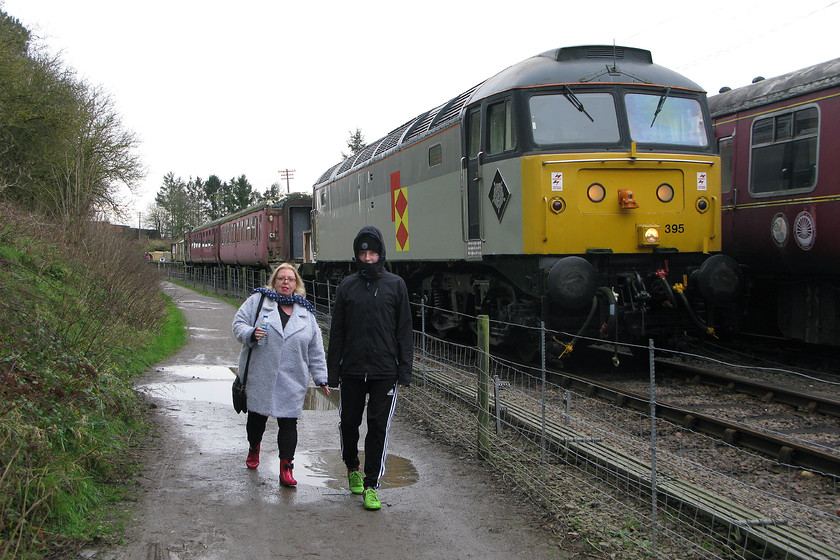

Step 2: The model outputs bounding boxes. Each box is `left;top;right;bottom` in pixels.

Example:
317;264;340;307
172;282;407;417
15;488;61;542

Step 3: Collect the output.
306;45;742;355
709;57;840;347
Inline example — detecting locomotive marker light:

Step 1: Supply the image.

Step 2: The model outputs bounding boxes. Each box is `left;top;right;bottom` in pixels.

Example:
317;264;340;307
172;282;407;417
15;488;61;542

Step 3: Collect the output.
548;197;566;214
696;196;710;213
637;224;661;247
587;183;606;203
656;183;674;203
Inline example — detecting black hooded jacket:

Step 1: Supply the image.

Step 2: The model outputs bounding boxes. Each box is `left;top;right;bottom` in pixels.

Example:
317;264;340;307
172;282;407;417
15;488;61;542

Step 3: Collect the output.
327;226;413;387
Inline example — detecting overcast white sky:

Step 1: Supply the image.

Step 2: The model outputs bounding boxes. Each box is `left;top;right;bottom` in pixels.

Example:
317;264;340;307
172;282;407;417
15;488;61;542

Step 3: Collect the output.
3;0;838;225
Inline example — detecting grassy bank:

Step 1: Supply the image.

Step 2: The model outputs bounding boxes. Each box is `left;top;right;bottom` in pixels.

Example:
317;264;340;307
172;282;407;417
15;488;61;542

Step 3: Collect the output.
0;202;185;559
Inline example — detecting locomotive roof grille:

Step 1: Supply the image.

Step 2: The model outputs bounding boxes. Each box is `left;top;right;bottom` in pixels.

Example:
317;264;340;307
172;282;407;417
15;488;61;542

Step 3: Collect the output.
431;85;481;127
403;107;441;143
317;162;342;184
336;153;358;174
374;122;412;156
352;140;380;166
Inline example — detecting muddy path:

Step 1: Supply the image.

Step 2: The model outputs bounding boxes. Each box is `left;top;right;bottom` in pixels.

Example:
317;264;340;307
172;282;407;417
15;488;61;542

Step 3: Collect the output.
85;282;573;560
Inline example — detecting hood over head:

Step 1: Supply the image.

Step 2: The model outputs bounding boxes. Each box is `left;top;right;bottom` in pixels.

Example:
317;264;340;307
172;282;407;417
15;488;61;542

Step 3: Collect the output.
352;226;386;279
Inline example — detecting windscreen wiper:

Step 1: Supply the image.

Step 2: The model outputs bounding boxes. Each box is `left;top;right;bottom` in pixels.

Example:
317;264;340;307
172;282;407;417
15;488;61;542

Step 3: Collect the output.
650;86;671;127
563;85;594;122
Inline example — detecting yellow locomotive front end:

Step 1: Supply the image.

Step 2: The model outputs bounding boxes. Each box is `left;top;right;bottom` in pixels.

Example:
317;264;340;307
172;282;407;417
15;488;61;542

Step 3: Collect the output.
522;150;721;256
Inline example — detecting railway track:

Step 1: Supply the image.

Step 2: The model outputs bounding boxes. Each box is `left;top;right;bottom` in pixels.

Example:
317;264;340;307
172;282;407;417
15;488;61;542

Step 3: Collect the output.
546;365;840;478
415;360;839;560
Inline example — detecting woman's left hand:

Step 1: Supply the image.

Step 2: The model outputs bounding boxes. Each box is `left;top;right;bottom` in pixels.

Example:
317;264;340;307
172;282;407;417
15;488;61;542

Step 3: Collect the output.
319;383;330;396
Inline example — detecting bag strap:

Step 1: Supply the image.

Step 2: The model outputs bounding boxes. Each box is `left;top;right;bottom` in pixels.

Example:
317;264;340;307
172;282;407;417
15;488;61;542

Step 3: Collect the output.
241;293;266;386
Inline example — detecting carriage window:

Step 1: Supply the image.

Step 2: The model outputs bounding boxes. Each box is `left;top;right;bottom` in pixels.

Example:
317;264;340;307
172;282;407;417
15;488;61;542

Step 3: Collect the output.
488;100;516;154
719;136;733;194
750;106;818;194
529;92;619;145
626;93;708;146
429;144;442;167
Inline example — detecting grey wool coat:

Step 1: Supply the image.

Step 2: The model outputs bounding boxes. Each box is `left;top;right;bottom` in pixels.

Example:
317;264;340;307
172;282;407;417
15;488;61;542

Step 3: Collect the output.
232;292;327;418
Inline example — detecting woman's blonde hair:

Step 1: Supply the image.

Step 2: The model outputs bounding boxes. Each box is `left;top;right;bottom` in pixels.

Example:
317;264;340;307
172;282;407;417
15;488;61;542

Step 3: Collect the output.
265;263;306;297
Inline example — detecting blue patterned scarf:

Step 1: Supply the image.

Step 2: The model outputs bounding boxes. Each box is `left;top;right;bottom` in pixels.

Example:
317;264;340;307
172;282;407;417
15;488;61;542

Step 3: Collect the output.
252;288;317;315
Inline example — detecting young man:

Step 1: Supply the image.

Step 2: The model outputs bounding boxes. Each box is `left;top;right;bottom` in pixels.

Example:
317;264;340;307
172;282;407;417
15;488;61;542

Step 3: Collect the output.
327;226;413;510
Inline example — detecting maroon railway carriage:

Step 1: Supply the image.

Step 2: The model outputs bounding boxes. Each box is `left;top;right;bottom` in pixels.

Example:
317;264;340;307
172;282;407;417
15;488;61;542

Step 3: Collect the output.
186;193;312;268
186;225;219;264
709;57;840;345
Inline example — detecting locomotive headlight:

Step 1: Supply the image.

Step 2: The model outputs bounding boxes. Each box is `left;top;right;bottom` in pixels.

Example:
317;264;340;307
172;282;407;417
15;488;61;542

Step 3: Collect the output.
656;183;674;203
696;196;710;213
549;196;566;214
587;183;606;203
637;224;660;247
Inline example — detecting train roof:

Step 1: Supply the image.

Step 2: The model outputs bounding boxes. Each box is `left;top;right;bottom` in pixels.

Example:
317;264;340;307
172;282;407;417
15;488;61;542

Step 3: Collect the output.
316;45;704;187
190;192;312;233
708;57;840;118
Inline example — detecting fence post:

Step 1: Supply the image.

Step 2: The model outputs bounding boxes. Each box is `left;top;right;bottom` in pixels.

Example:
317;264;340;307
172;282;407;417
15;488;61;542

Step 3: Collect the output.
477;314;490;459
649;338;659;556
420;298;426;388
541;321;547;466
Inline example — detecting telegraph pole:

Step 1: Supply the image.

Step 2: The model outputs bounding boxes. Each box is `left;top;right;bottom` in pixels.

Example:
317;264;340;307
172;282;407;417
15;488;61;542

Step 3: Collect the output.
279;169;295;193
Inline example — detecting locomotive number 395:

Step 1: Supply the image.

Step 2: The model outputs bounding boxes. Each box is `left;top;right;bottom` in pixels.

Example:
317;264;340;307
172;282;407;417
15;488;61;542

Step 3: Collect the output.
664;224;685;234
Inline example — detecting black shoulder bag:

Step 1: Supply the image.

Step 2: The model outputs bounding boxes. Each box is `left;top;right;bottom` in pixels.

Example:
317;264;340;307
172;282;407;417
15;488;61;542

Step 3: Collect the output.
232;293;266;414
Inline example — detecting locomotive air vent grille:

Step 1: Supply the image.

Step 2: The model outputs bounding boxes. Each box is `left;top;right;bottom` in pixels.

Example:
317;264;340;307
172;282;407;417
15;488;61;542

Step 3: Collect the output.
316;162;342;184
587;46;625;59
337;155;357;175
353;140;380;166
403;107;441;143
374;122;412;156
431;84;481;129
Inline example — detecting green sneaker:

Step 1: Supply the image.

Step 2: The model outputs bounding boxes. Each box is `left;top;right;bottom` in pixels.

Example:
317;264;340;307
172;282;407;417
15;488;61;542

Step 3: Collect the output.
348;468;364;495
363;487;381;510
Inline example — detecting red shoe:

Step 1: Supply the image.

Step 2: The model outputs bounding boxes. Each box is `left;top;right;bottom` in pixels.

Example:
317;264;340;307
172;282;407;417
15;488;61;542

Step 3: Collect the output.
246;444;260;469
279;459;297;487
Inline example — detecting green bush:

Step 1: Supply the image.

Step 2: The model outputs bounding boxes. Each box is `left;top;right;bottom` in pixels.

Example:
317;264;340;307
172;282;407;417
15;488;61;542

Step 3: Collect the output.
0;201;180;558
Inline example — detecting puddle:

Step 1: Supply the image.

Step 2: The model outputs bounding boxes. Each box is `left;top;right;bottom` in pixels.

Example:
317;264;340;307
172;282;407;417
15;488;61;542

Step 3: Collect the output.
293;450;418;490
138;369;339;411
155;365;235;379
137;380;233;405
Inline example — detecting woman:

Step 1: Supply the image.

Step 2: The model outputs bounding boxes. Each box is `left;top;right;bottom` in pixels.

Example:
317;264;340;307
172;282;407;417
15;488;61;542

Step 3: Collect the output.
232;263;329;487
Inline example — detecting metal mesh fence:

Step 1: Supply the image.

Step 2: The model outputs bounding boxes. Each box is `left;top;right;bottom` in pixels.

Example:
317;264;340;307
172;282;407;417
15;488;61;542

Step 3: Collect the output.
168;264;840;560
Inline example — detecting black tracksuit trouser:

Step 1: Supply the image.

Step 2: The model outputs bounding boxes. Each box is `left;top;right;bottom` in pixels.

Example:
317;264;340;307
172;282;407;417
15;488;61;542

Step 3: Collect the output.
338;377;398;489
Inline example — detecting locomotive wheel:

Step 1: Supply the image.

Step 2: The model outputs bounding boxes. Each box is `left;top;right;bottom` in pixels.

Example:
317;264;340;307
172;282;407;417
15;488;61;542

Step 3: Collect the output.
514;328;540;364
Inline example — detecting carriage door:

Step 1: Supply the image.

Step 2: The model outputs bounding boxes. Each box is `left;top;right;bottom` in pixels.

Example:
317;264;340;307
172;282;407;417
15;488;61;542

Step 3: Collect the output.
288;206;310;261
465;107;483;241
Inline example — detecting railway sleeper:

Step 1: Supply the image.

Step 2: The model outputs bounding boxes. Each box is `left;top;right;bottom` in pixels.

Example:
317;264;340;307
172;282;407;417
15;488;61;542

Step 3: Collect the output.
414;363;837;560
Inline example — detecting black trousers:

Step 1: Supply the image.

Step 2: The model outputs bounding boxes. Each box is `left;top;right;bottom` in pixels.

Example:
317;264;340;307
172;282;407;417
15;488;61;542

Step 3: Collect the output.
246;412;298;462
339;377;398;489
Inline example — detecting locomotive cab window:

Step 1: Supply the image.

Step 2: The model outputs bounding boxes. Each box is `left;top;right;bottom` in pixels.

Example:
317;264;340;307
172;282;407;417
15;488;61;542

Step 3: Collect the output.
488;99;516;154
529;91;619;145
750;106;818;195
625;93;708;147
